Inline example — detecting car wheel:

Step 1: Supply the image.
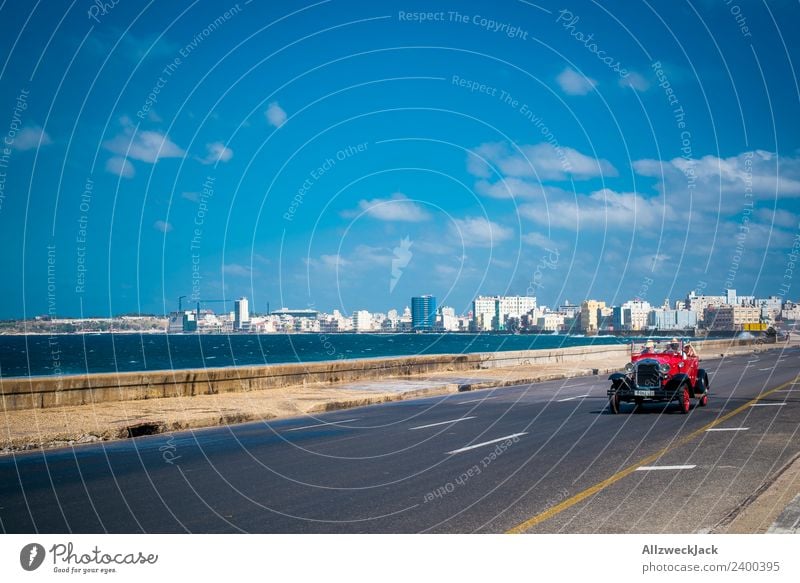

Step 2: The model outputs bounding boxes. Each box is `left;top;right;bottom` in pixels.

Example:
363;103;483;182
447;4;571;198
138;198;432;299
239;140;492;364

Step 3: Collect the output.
609;392;620;414
634;397;644;413
699;394;709;407
678;384;691;414
696;370;709;395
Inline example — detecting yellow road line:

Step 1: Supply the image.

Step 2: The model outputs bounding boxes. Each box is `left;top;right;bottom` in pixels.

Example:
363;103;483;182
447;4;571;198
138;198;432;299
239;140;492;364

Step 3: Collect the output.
505;374;798;534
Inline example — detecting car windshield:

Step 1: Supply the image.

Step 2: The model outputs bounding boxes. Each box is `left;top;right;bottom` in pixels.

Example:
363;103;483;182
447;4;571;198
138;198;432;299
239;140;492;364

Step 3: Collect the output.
634;340;683;354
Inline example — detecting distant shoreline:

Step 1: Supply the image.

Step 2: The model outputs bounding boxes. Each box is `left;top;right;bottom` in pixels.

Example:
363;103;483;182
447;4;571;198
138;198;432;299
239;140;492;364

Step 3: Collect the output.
0;330;719;337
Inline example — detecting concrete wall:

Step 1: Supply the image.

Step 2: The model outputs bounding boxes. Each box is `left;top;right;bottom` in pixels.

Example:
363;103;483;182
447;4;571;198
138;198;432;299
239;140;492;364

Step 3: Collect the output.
0;337;767;411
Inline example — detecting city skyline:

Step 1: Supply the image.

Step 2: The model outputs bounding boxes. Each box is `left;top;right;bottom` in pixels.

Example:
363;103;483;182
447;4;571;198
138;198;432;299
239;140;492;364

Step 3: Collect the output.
5;282;797;322
10;286;795;338
1;2;799;321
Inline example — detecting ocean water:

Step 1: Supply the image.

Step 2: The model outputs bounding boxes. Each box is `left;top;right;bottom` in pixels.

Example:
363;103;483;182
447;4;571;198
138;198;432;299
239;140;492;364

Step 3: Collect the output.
0;333;645;378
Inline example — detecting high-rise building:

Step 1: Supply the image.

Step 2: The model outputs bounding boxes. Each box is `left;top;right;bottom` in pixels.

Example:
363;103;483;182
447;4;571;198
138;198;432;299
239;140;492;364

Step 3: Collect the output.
706;305;760;331
411;295;437;331
234;297;249;330
648;309;698;330
497;296;537;330
472;296;497;331
437;306;460;331
471;295;537;331
613;300;651;331
580;300;606;332
352;310;373;331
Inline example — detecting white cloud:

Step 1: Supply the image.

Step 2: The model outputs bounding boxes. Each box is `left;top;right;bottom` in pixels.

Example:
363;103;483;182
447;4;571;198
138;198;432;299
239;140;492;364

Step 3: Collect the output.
633;150;800;212
307;246;393;275
266;102;287;127
88;29;179;63
222;263;252;277
413;239;455;255
153;220;172;233
755;208;797;229
468;142;617;181
105;156;135;178
450;216;513;247
320;254;349;270
620;71;650;91
104;119;184;163
520;188;665;231
475;177;545;199
522;232;559;249
342;193;431;222
199;141;233;165
556;67;597;95
13;125;52;151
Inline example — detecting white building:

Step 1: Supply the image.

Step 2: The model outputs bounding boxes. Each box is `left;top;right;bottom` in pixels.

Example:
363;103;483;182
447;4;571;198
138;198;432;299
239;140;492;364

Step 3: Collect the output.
234;297;249;330
706;305;761;331
352;310;373;331
781;302;800;321
686;291;727;322
472;296;497;331
537;313;565;332
437;306;460;331
757;296;783;320
472;295;536;331
498;296;537;329
649;309;698;330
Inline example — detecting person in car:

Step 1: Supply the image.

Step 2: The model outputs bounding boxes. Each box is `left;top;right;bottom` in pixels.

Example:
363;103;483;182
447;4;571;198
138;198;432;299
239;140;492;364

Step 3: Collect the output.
641;340;655;354
684;342;697;358
667;338;681;353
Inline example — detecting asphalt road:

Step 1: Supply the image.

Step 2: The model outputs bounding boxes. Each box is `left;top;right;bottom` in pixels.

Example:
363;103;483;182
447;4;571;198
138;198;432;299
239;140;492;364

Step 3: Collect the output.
1;346;798;533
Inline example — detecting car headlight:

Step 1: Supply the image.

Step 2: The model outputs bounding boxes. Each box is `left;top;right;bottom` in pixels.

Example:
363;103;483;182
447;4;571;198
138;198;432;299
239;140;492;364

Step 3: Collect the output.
624;362;634;374
659;362;670;374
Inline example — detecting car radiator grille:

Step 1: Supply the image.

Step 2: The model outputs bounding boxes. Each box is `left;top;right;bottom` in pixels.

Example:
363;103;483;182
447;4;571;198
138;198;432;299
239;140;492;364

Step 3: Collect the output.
635;363;661;388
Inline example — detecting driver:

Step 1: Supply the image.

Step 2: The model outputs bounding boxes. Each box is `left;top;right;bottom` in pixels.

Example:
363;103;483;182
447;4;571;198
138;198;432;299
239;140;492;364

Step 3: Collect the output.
667;338;681;353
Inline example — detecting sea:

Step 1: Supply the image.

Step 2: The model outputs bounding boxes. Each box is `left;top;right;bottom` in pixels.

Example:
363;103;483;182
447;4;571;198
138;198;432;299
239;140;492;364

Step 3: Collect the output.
0;332;675;378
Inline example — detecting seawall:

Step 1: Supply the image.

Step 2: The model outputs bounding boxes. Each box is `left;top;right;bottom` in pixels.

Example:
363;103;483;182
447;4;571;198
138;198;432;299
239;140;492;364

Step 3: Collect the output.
0;337;773;411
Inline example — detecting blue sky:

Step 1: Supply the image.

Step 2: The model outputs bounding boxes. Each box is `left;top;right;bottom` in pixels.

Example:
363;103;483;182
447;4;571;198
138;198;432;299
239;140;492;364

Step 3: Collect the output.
1;0;799;318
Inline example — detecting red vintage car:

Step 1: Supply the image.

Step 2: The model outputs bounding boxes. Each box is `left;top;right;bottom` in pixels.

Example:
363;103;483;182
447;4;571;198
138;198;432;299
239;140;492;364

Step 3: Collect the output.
607;339;709;414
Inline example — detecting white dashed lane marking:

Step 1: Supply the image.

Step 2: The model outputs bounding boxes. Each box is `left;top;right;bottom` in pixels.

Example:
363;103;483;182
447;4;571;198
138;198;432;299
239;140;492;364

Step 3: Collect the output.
446;433;527;455
284;418;359;432
706;427;749;432
458;396;497;405
635;465;696;471
409;416;475;431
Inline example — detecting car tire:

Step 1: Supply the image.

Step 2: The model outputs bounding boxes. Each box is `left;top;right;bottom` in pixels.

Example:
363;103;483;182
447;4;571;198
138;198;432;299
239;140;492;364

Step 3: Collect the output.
634;397;644;413
678;384;691;414
699;394;709;407
609;392;620;414
695;370;709;395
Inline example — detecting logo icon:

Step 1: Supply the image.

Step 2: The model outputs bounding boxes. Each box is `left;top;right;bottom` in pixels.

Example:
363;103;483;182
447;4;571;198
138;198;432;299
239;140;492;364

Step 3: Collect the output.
19;543;46;571
390;236;413;293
